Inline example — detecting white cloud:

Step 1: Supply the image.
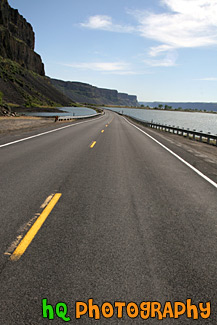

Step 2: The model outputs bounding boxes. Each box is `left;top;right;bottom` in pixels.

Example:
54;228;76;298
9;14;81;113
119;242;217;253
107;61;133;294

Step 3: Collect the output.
64;62;128;71
130;0;217;54
80;15;135;33
62;61;149;75
63;61;131;72
80;1;217;67
108;70;141;75
81;15;112;29
144;53;177;67
148;45;174;57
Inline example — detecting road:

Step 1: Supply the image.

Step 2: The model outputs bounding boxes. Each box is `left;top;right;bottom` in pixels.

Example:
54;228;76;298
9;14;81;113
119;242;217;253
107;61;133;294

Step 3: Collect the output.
0;110;216;324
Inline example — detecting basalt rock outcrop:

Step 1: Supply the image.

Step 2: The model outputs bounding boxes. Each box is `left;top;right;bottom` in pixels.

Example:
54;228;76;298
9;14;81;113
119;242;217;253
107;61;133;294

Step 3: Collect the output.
0;0;138;108
0;0;73;107
0;0;44;75
51;79;139;106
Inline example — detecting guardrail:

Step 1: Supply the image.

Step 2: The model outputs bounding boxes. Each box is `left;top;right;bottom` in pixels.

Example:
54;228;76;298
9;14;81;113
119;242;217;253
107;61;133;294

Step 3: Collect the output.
120;114;217;147
57;112;103;121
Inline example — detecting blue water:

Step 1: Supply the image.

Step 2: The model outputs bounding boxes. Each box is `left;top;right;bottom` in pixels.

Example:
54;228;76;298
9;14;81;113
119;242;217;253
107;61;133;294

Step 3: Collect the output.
105;107;217;135
21;107;96;117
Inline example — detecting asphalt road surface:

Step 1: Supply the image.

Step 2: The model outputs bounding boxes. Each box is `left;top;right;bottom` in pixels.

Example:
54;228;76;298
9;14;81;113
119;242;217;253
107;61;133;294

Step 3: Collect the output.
0;110;216;324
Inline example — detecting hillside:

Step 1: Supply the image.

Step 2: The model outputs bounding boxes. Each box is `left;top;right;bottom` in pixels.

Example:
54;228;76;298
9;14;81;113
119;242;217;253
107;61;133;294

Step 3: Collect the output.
0;57;73;108
51;79;138;106
0;0;138;109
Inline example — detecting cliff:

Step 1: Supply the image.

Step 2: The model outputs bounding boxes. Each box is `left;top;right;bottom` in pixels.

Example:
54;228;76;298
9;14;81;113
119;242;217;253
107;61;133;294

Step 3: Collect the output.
0;0;73;107
0;0;44;75
51;79;139;106
0;0;138;108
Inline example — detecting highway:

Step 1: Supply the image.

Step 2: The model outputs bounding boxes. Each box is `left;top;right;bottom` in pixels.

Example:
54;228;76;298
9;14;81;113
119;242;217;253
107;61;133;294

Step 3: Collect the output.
0;110;216;324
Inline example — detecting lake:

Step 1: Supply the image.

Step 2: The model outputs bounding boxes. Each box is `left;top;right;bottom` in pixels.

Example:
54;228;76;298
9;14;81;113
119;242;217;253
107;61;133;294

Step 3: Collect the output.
105;107;217;135
21;107;97;117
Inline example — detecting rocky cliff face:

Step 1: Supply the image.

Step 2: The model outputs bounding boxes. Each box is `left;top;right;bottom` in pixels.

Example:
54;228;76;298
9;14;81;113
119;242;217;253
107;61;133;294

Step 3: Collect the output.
0;0;44;75
0;0;138;108
51;79;139;106
118;93;138;106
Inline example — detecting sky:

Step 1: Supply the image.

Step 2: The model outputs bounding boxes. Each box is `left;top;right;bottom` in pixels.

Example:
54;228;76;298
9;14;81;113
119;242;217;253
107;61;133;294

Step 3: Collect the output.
9;0;217;102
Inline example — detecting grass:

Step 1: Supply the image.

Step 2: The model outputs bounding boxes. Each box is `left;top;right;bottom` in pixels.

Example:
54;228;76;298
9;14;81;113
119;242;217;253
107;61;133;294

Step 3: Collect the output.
0;57;65;108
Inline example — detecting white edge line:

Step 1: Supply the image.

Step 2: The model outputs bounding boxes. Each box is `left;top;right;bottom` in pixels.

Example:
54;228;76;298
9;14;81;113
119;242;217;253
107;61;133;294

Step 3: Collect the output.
123;117;217;189
0;114;104;148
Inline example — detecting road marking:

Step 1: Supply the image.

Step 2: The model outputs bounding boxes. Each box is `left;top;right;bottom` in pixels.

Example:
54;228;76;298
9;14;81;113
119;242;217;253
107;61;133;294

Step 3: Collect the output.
40;194;54;209
0;115;104;148
4;235;23;256
101;130;104;133
124;117;217;190
108;117;114;125
4;214;39;257
90;141;96;148
10;193;62;261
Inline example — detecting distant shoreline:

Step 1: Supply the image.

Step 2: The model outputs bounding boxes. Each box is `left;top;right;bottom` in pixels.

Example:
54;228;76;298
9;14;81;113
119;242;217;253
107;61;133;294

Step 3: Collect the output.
3;104;217;115
103;105;217;114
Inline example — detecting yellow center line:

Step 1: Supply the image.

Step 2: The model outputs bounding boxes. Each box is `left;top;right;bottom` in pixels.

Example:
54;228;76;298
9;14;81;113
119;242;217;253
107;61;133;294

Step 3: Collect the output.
101;130;104;133
90;141;96;148
107;117;114;125
10;193;62;261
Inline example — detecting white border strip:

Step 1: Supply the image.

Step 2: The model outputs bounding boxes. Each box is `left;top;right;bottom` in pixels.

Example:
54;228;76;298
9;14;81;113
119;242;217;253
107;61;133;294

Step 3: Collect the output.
0;114;104;148
124;117;217;189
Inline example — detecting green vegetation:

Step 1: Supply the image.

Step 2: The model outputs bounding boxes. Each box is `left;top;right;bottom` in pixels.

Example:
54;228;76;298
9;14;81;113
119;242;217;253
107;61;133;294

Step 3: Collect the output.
0;91;3;105
13;36;26;45
0;26;6;32
0;56;72;108
137;103;216;114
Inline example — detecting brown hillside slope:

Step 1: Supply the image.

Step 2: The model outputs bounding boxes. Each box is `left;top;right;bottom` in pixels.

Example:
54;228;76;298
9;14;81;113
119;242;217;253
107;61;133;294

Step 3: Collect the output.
0;57;73;107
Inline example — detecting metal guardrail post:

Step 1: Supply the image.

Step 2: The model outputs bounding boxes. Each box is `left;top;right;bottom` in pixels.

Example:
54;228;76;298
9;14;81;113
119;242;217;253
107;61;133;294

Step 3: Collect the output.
57;112;102;122
122;115;216;147
199;132;203;142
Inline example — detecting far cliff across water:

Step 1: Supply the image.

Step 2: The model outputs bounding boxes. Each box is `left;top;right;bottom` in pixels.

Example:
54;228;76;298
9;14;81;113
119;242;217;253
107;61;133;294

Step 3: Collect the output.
0;0;138;113
51;79;138;107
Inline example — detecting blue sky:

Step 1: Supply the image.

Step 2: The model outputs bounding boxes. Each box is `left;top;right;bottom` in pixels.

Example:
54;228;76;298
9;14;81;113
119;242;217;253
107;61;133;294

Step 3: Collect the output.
9;0;217;102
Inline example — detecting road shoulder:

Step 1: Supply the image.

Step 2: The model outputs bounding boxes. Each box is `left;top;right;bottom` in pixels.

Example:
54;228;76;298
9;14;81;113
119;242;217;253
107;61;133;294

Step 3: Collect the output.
124;115;217;185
